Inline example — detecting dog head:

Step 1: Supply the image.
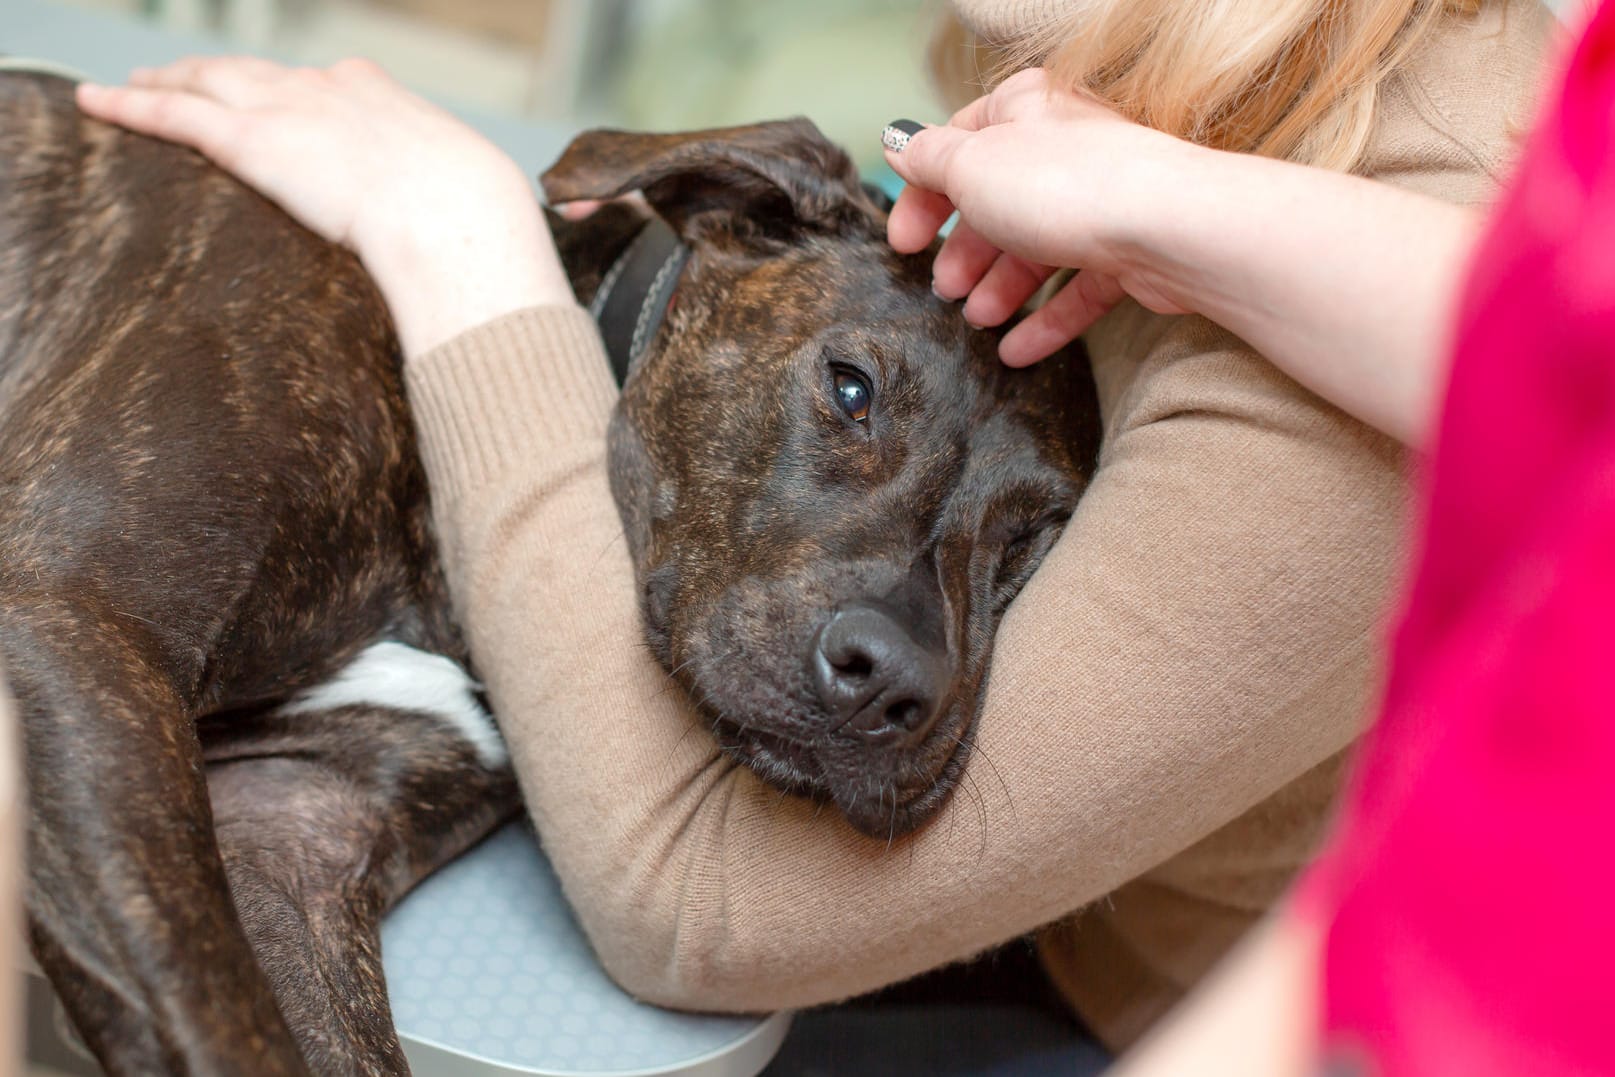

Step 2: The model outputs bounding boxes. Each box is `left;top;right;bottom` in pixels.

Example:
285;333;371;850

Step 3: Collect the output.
544;120;1100;838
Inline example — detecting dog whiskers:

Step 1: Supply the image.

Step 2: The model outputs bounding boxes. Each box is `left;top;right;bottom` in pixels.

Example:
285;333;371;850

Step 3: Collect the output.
957;767;991;864
949;726;1016;825
584;521;631;574
662;716;705;769
661;641;738;694
659;649;717;696
885;783;899;853
928;725;1001;861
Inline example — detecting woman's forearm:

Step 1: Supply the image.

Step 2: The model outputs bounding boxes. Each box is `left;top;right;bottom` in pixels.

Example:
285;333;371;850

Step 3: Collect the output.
403;306;1393;1014
1111;910;1321;1077
1116;143;1482;446
373;209;575;358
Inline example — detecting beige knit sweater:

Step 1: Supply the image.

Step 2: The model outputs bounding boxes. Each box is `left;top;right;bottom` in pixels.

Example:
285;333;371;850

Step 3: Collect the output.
403;0;1553;1051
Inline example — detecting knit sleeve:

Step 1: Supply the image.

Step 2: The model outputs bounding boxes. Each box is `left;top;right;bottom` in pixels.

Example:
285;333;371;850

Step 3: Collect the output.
402;299;1405;1014
404;304;617;494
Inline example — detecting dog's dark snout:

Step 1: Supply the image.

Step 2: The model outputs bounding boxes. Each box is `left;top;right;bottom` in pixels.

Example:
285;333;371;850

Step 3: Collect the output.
812;605;947;742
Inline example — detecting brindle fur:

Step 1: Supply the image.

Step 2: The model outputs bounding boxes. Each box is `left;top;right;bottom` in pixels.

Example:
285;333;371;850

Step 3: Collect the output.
0;73;518;1075
0;73;1100;1074
545;124;1101;837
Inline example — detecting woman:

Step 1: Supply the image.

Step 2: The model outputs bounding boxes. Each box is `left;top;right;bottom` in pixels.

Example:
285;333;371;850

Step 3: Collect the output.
881;5;1613;1073
75;0;1555;1061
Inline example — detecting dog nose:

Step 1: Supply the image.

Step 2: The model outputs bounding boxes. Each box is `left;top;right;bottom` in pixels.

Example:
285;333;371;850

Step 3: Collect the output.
812;605;948;742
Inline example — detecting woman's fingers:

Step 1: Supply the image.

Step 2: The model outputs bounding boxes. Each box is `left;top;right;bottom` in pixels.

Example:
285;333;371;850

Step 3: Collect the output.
877;73;1170;366
76;56;300;158
998;271;1126;366
882;120;974;204
945;68;1053;131
555;192;650;220
886;183;955;254
126;55;283;107
962;253;1054;328
932;220;1003;300
75;83;240;159
327;56;392;85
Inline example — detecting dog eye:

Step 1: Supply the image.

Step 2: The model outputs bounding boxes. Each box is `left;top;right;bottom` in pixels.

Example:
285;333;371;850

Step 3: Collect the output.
832;369;872;423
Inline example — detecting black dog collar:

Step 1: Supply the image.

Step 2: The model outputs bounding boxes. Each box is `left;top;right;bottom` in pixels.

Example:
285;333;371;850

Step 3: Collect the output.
589;217;691;387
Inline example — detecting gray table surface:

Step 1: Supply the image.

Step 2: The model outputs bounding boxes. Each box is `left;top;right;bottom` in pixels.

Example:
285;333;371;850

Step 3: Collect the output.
24;822;788;1076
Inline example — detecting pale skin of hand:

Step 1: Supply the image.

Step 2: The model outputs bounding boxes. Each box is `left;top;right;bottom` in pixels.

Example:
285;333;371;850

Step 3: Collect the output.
75;57;576;357
1110;910;1322;1077
885;68;1485;447
884;70;1196;364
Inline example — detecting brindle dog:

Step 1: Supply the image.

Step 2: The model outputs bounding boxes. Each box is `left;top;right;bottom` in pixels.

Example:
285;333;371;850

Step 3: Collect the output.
0;71;1098;1075
544;131;1101;836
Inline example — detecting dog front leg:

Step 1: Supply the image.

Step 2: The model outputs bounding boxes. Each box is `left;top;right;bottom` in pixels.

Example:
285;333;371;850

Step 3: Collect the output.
204;697;520;1076
5;614;311;1076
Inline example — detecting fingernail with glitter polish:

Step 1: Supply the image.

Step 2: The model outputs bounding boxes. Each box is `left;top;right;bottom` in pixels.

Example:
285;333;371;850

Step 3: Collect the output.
882;119;925;154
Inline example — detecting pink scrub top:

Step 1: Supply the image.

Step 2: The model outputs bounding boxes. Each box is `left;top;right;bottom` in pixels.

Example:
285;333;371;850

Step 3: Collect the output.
1307;2;1615;1073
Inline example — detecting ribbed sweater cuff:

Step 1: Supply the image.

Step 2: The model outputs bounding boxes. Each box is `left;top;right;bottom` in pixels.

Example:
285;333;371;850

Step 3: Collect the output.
404;304;617;497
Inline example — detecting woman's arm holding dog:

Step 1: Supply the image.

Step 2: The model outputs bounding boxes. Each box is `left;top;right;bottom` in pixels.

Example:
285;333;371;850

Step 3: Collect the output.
82;55;1394;1020
405;305;1397;1017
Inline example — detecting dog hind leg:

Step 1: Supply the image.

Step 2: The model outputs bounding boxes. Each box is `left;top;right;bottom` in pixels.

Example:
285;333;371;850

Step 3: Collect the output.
3;606;312;1076
203;682;520;1076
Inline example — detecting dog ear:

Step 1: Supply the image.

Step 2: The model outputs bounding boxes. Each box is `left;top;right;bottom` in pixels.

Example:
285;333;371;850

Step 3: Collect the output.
540;118;882;248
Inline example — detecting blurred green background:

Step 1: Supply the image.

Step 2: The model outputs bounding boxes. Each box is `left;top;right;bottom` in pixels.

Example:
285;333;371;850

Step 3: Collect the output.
32;0;949;176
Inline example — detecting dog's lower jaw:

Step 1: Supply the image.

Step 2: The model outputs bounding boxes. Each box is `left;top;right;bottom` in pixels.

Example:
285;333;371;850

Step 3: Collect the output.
831;733;973;839
711;709;974;839
715;730;820;799
829;763;964;840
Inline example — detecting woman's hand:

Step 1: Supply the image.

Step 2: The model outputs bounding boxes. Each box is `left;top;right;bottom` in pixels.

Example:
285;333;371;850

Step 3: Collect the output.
77;57;575;356
887;68;1477;445
883;68;1199;365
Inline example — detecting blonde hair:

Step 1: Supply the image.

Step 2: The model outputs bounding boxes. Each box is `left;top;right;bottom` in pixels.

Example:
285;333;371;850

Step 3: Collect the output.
929;0;1484;172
